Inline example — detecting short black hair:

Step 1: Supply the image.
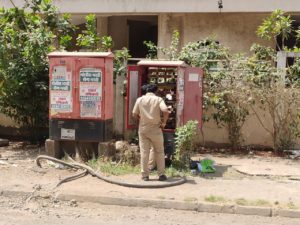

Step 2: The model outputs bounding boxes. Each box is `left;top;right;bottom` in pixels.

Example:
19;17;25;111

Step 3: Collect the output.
146;83;157;93
141;84;148;95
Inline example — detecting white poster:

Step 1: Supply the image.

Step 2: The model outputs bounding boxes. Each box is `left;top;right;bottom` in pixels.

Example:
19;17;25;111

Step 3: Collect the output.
80;101;101;118
79;68;102;118
50;66;72;115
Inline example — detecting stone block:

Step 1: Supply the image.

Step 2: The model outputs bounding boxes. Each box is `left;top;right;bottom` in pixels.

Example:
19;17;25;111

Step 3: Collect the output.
45;139;61;158
235;205;271;217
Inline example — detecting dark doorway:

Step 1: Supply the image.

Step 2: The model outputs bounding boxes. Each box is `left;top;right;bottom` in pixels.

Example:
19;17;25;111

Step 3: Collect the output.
128;20;158;58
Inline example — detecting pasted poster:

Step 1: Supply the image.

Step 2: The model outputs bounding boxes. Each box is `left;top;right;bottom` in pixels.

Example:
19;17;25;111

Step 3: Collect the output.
50;66;72;115
79;68;102;118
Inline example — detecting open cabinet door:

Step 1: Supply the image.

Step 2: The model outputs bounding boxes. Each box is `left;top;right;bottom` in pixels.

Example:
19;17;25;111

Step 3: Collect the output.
183;67;204;128
125;65;141;129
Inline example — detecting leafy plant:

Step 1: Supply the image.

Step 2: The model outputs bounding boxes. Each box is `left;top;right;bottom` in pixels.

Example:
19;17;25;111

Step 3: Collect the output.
113;47;131;80
101;35;114;51
256;9;293;50
143;40;157;59
76;14;114;52
76;14;100;50
173;120;198;169
159;30;180;60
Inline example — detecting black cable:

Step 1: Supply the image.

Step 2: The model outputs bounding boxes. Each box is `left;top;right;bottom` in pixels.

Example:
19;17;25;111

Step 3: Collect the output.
36;155;186;188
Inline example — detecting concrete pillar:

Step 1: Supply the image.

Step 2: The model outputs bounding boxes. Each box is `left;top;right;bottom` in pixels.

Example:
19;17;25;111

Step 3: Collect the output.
158;13;184;59
96;16;108;37
113;74;126;137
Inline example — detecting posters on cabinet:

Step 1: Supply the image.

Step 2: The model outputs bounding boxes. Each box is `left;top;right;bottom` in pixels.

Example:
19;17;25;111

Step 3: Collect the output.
79;68;102;118
50;66;72;115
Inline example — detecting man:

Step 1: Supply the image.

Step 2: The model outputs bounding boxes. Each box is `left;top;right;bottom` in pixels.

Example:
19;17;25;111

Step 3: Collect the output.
132;84;169;181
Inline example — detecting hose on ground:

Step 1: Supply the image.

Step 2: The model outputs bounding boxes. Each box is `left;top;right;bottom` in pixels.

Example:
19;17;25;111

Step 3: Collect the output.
36;155;186;188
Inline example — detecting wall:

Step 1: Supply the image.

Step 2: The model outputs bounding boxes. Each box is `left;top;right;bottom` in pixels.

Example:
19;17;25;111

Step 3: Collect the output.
108;16;157;52
158;13;273;54
2;0;300;13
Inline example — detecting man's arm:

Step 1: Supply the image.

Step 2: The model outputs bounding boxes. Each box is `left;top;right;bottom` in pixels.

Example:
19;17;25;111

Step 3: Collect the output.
160;110;169;128
132;98;140;121
159;99;169;128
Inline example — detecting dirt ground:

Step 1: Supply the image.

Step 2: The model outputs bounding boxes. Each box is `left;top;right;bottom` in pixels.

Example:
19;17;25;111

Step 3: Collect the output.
1;194;300;225
1;142;300;210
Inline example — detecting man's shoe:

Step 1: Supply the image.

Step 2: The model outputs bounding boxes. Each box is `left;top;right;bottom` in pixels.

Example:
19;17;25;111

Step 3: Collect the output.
158;175;167;181
142;176;149;181
149;166;157;172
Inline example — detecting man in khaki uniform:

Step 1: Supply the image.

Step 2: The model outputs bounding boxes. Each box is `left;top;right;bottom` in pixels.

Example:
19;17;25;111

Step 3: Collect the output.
132;84;169;181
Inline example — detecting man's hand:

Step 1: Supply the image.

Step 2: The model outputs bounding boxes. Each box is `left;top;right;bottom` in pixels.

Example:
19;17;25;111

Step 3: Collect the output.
160;122;167;129
132;113;140;120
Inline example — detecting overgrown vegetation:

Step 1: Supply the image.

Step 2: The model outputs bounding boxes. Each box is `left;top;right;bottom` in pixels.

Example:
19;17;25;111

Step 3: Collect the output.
242;10;300;151
0;0;73;142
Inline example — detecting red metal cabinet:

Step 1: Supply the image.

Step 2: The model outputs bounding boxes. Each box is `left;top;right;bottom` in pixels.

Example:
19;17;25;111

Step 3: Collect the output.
48;52;114;142
125;60;203;130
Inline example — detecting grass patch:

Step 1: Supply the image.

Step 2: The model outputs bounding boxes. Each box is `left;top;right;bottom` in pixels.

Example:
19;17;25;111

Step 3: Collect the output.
205;195;227;203
235;198;271;207
165;166;189;177
184;197;198;202
287;201;298;209
157;195;166;200
88;159;140;176
88;159;189;177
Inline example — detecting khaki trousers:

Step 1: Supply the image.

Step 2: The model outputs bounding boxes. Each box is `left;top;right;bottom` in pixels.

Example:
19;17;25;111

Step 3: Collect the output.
139;128;165;177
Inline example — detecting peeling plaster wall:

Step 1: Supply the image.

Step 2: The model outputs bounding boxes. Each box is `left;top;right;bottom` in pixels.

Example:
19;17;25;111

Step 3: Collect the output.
158;13;273;54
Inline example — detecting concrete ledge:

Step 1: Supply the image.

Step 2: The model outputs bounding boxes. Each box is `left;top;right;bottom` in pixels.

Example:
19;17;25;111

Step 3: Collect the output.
58;194;198;211
198;202;232;214
235;205;272;217
274;209;300;218
2;190;300;218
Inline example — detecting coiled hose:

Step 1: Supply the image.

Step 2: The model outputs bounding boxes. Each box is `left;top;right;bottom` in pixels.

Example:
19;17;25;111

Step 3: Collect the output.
36;155;186;188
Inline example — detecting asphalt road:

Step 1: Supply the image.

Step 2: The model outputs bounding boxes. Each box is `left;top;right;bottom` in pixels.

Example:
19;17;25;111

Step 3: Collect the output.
0;196;299;225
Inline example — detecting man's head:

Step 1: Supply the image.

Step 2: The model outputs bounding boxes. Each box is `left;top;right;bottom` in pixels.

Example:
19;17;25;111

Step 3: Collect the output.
141;84;148;95
146;83;158;93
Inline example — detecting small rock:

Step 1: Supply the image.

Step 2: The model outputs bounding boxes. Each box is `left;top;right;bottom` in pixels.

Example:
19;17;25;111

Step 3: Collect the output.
33;184;42;191
70;199;78;207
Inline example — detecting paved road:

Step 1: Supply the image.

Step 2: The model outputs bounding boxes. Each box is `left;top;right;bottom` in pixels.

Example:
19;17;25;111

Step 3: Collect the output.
0;196;299;225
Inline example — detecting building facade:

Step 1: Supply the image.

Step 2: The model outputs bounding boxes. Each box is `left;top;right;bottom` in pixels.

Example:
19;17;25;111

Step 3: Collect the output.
1;0;300;147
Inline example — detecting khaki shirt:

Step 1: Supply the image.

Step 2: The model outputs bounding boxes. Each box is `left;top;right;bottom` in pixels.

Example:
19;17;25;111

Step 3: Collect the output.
132;93;168;133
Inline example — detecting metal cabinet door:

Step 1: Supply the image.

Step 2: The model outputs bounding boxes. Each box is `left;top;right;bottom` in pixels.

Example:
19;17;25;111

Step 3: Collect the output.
75;57;105;119
183;67;204;128
49;57;75;119
125;65;142;129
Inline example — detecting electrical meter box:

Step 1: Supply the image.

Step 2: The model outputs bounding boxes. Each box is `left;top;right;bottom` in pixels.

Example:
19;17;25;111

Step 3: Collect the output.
126;60;203;156
48;52;114;142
